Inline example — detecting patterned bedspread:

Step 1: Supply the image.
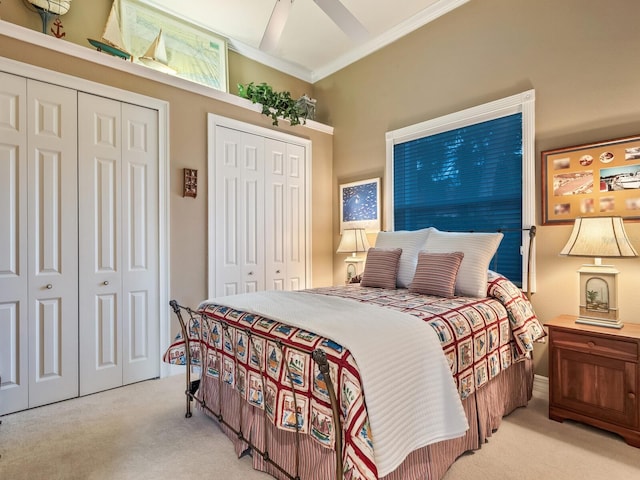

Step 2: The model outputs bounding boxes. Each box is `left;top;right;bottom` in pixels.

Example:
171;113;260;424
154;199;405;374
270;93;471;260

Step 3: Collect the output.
163;271;545;480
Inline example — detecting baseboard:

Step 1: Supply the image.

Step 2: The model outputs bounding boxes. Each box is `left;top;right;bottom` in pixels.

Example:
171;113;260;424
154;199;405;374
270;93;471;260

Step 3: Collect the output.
533;374;549;399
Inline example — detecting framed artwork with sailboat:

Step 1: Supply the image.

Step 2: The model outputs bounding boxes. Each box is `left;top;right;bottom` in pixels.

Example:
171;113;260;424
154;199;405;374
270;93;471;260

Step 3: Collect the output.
118;0;228;92
88;1;228;91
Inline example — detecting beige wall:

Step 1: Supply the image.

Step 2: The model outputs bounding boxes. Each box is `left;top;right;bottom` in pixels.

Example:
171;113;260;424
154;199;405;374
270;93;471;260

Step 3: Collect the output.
4;0;640;378
0;3;334;338
315;0;640;376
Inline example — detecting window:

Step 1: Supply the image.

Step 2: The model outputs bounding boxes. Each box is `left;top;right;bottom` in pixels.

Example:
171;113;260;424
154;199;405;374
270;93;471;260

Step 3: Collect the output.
385;90;535;289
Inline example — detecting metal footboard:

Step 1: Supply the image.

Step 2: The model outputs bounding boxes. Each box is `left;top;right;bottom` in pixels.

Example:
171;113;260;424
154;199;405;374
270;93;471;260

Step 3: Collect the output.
169;300;343;480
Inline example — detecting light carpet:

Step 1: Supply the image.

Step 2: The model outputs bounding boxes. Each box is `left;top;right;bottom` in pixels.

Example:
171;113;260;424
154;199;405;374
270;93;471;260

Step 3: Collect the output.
1;374;639;480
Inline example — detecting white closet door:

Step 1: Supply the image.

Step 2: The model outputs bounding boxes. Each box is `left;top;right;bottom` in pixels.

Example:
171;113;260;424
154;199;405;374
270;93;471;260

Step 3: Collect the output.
78;94;160;394
215;126;265;295
0;72;28;415
78;93;123;395
27;80;79;407
121;102;159;385
241;132;265;293
265;139;287;290
265;139;306;291
284;143;306;290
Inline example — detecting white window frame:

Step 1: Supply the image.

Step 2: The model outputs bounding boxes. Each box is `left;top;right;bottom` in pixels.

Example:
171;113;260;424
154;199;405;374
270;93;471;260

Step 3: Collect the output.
384;90;536;291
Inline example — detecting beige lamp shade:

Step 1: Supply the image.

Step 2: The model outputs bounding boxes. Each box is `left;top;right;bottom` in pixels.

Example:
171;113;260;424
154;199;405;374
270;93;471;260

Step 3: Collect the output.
337;228;370;254
560;216;637;259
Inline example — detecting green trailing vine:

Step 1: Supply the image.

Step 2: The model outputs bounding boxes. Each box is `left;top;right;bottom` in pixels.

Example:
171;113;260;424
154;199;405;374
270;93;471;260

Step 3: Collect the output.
237;82;306;126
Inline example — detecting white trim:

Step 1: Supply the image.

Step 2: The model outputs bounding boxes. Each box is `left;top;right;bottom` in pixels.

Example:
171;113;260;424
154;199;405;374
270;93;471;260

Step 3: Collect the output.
207;114;313;298
385;90;536;291
312;0;470;82
0;20;333;136
533;374;549;400
0;55;172;380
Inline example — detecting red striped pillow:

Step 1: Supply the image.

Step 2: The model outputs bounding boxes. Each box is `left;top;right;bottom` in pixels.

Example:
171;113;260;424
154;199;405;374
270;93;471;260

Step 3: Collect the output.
360;248;403;289
409;251;464;297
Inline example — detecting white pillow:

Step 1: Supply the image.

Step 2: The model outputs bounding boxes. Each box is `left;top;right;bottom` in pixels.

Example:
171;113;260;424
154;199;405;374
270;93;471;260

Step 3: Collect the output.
374;228;434;288
423;230;503;297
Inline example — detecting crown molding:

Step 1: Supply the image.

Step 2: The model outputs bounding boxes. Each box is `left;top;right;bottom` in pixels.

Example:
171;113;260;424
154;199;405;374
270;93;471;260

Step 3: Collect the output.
311;0;470;82
194;0;470;84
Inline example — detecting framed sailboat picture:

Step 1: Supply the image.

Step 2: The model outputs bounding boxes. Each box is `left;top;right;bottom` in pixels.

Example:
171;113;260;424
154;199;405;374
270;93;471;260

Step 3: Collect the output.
119;0;228;92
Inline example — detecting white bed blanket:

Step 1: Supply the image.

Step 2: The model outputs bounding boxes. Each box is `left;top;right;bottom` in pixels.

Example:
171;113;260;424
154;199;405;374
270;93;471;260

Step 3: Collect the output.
201;290;468;476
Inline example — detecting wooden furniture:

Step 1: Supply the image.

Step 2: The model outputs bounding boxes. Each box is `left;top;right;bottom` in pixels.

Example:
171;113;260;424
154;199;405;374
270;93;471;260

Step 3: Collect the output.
548;314;640;447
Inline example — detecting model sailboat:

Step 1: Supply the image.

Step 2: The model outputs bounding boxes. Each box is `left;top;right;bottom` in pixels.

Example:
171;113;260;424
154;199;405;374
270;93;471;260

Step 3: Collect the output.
138;29;176;74
88;1;132;60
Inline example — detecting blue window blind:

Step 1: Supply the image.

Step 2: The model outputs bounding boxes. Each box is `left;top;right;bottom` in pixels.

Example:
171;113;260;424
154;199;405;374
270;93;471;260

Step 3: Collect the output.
393;113;523;284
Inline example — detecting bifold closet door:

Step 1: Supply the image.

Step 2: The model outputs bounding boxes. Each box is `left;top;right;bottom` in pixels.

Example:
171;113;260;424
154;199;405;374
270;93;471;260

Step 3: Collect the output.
0;74;79;414
78;93;159;396
215;126;265;295
264;139;306;291
27;80;79;408
0;72;29;414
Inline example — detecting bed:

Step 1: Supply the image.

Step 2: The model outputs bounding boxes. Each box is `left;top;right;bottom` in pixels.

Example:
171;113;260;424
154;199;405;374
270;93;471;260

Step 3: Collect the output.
164;227;545;480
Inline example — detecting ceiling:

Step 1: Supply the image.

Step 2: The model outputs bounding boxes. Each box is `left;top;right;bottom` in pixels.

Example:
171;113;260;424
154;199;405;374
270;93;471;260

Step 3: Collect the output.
143;0;469;83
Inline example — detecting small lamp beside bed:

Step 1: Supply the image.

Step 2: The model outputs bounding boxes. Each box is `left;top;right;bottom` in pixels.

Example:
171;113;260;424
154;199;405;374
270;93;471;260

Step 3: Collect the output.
337;228;370;283
560;216;637;329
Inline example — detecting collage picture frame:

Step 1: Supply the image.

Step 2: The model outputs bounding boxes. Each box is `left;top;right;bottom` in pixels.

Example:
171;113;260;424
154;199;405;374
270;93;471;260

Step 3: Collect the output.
542;134;640;225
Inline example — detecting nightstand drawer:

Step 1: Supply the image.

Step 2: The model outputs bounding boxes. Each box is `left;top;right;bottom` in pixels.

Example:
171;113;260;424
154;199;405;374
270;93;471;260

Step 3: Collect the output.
552;330;638;362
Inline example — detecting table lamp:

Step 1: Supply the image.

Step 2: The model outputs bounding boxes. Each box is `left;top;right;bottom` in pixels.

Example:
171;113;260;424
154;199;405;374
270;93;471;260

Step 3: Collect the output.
560;216;637;328
337;228;370;283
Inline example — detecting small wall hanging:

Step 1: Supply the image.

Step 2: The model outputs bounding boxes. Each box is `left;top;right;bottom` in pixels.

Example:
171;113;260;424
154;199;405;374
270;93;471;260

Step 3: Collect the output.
183;168;197;198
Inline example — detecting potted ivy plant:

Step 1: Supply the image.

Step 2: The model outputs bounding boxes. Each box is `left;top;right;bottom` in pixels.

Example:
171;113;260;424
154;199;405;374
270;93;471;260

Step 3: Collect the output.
237;82;310;126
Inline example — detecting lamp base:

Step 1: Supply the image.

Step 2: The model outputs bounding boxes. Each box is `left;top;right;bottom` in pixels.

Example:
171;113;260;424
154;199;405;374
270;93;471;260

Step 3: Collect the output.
344;256;365;284
575;317;624;329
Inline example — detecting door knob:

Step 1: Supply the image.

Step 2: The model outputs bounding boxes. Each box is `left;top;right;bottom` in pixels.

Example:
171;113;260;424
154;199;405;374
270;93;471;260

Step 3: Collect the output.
103;281;109;286
248;271;254;276
46;284;53;289
276;270;281;274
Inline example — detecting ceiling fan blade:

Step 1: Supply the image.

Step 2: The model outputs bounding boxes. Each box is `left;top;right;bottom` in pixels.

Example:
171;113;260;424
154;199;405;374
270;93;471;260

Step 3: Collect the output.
313;0;369;43
260;0;294;52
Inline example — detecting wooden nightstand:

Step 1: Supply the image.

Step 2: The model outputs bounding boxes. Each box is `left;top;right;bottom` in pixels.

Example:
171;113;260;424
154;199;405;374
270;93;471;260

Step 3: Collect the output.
547;314;640;447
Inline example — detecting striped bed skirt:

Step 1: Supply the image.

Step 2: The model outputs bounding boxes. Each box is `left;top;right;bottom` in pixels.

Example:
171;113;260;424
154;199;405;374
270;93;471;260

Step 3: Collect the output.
198;357;534;480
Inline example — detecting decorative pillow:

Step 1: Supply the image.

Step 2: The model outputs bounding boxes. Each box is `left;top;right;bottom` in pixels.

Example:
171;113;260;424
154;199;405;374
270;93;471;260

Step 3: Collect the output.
409;251;464;297
423;230;503;297
374;228;434;288
360;248;403;289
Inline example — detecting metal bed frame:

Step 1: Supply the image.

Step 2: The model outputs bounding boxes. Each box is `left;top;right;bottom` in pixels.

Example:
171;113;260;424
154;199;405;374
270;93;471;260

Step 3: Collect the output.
169;300;343;480
168;225;536;480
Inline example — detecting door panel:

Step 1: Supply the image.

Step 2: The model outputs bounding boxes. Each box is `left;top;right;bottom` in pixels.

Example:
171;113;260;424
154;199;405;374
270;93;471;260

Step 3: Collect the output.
96;294;118;369
216;129;241;295
286;144;306;290
215;127;265;295
78;93;122;395
265;140;306;291
121;103;158;384
265;140;286;290
0;72;28;415
27;79;78;408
